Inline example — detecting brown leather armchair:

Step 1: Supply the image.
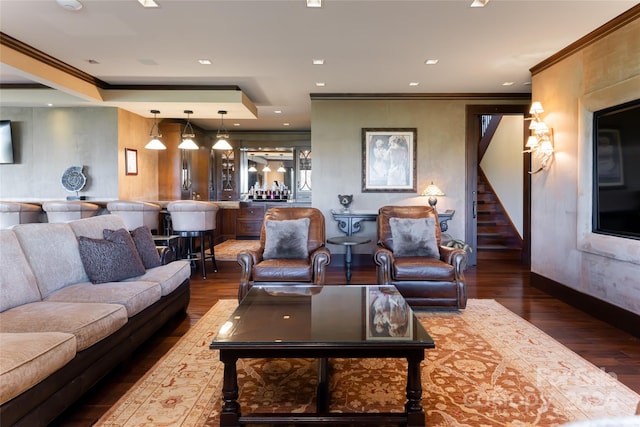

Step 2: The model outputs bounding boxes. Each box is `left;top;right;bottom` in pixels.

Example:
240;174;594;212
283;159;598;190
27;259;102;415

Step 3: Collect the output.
237;207;331;301
374;205;467;308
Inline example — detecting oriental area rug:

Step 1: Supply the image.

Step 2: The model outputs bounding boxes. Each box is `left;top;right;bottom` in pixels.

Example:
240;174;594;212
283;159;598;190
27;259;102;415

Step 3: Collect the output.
95;299;639;427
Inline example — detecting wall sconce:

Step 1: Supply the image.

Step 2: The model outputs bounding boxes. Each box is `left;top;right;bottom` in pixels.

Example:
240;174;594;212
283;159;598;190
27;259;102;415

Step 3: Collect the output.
144;110;166;150
212;110;233;150
178;110;199;150
422;181;445;208
524;101;554;174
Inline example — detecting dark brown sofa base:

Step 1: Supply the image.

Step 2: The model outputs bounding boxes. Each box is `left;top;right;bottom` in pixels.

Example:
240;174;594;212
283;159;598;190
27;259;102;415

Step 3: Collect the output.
0;279;190;427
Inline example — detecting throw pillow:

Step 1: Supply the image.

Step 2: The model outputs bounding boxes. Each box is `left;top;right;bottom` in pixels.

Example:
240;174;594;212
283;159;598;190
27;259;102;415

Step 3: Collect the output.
78;228;145;284
130;226;162;269
263;218;310;260
389;217;440;258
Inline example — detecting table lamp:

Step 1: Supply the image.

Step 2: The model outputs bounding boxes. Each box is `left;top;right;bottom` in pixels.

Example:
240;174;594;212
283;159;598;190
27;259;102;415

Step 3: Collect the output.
422;182;444;208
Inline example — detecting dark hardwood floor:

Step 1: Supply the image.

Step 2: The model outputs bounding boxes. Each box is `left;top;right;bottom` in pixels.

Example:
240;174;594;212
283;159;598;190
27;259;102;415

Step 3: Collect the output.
53;257;640;426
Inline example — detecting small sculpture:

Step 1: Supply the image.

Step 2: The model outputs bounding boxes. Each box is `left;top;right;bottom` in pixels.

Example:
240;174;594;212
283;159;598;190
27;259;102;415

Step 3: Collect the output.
338;194;353;212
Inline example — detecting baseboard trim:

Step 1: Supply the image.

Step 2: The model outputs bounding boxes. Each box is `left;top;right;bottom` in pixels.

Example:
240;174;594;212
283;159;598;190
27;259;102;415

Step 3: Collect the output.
531;272;640;338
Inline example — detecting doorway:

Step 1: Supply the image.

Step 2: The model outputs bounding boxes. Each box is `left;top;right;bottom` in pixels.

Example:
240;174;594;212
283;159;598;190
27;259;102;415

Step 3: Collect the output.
465;105;531;267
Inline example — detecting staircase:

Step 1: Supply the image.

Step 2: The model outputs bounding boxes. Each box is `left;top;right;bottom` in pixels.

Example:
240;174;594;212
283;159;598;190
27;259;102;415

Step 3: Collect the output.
477;169;522;261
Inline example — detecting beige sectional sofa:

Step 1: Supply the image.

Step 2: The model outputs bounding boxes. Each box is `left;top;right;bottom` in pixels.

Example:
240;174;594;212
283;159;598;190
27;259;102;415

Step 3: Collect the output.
0;214;192;426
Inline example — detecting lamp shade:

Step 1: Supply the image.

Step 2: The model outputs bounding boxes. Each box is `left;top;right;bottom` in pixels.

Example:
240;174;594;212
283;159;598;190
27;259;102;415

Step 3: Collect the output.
145;137;166;150
212;137;232;150
422;182;445;197
178;138;199;150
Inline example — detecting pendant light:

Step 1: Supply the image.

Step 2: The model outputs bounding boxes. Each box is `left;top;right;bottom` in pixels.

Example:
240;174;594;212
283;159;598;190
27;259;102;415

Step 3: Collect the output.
145;110;166;150
212;110;233;150
178;110;199;150
277;154;286;172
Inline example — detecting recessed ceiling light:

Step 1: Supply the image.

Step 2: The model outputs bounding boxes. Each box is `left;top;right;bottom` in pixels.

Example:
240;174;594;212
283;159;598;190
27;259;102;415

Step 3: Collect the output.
56;0;83;11
312;59;325;65
138;0;159;7
274;110;282;114
47;103;53;107
198;59;212;65
425;59;439;65
502;81;514;86
283;123;290;126
409;82;420;87
315;82;326;87
233;123;240;127
470;0;488;7
306;0;321;8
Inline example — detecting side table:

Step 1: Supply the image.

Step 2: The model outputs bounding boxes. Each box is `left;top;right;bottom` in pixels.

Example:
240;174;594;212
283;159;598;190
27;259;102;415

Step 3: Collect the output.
327;235;371;283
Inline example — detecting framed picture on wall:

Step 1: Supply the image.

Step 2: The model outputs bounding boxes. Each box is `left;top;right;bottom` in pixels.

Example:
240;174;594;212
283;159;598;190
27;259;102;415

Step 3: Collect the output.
362;128;416;192
125;148;138;175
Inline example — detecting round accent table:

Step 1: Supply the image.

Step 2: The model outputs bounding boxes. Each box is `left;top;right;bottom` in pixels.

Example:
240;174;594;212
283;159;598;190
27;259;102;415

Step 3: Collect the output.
327;235;371;283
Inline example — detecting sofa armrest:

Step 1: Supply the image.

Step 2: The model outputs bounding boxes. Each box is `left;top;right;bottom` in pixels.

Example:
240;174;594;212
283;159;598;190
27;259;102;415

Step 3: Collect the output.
156;245;175;265
310;246;331;285
439;245;468;272
374;246;395;285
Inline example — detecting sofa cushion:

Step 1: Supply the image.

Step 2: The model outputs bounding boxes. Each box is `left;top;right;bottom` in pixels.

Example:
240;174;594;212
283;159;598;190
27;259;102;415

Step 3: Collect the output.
253;258;313;282
263;218;310;260
0;230;41;312
12;222;88;298
124;260;191;296
389;217;439;258
79;229;146;284
0;301;128;351
44;281;161;317
130;226;161;269
393;256;455;281
0;332;76;405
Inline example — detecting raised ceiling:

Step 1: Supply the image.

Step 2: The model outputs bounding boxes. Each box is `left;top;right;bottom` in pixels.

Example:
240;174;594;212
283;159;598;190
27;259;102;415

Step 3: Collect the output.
0;0;636;131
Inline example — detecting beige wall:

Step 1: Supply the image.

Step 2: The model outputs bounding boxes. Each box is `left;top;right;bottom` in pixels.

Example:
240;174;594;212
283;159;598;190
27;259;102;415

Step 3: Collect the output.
0;107;119;201
117;109;158;201
311;98;526;256
531;18;640;314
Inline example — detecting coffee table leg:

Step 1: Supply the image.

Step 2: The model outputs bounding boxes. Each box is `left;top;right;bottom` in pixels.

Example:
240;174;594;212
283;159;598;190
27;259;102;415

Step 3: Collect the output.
317;358;329;412
220;352;241;427
405;355;425;427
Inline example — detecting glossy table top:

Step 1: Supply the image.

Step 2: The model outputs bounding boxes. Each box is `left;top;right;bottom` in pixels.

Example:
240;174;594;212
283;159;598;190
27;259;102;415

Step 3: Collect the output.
211;285;434;348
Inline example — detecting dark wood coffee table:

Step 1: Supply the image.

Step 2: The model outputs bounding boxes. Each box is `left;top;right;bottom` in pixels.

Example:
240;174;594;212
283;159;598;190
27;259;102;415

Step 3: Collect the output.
210;285;435;426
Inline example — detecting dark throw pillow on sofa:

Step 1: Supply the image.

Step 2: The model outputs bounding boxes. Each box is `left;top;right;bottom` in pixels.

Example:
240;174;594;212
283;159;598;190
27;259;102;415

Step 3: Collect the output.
263;218;310;260
389;217;440;258
130;226;162;269
78;228;146;284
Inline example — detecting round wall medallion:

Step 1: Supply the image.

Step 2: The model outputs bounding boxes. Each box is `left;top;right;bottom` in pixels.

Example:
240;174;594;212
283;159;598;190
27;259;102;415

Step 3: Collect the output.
61;166;87;192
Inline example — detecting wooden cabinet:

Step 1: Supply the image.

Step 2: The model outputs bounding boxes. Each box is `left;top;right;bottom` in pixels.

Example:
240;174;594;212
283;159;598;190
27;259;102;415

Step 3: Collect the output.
214;149;239;201
236;203;265;238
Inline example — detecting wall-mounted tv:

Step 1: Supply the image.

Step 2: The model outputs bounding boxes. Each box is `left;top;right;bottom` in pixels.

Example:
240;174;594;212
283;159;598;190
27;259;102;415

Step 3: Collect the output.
0;120;14;164
593;98;640;240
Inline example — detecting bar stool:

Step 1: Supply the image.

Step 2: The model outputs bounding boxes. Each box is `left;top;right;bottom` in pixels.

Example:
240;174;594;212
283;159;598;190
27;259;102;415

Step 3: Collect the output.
106;200;161;232
0;202;43;229
166;200;219;279
42;201;100;223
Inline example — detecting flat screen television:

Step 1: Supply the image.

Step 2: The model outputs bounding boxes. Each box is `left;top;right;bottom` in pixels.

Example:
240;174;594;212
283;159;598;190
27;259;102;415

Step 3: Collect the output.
0;120;14;164
593;98;640;240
